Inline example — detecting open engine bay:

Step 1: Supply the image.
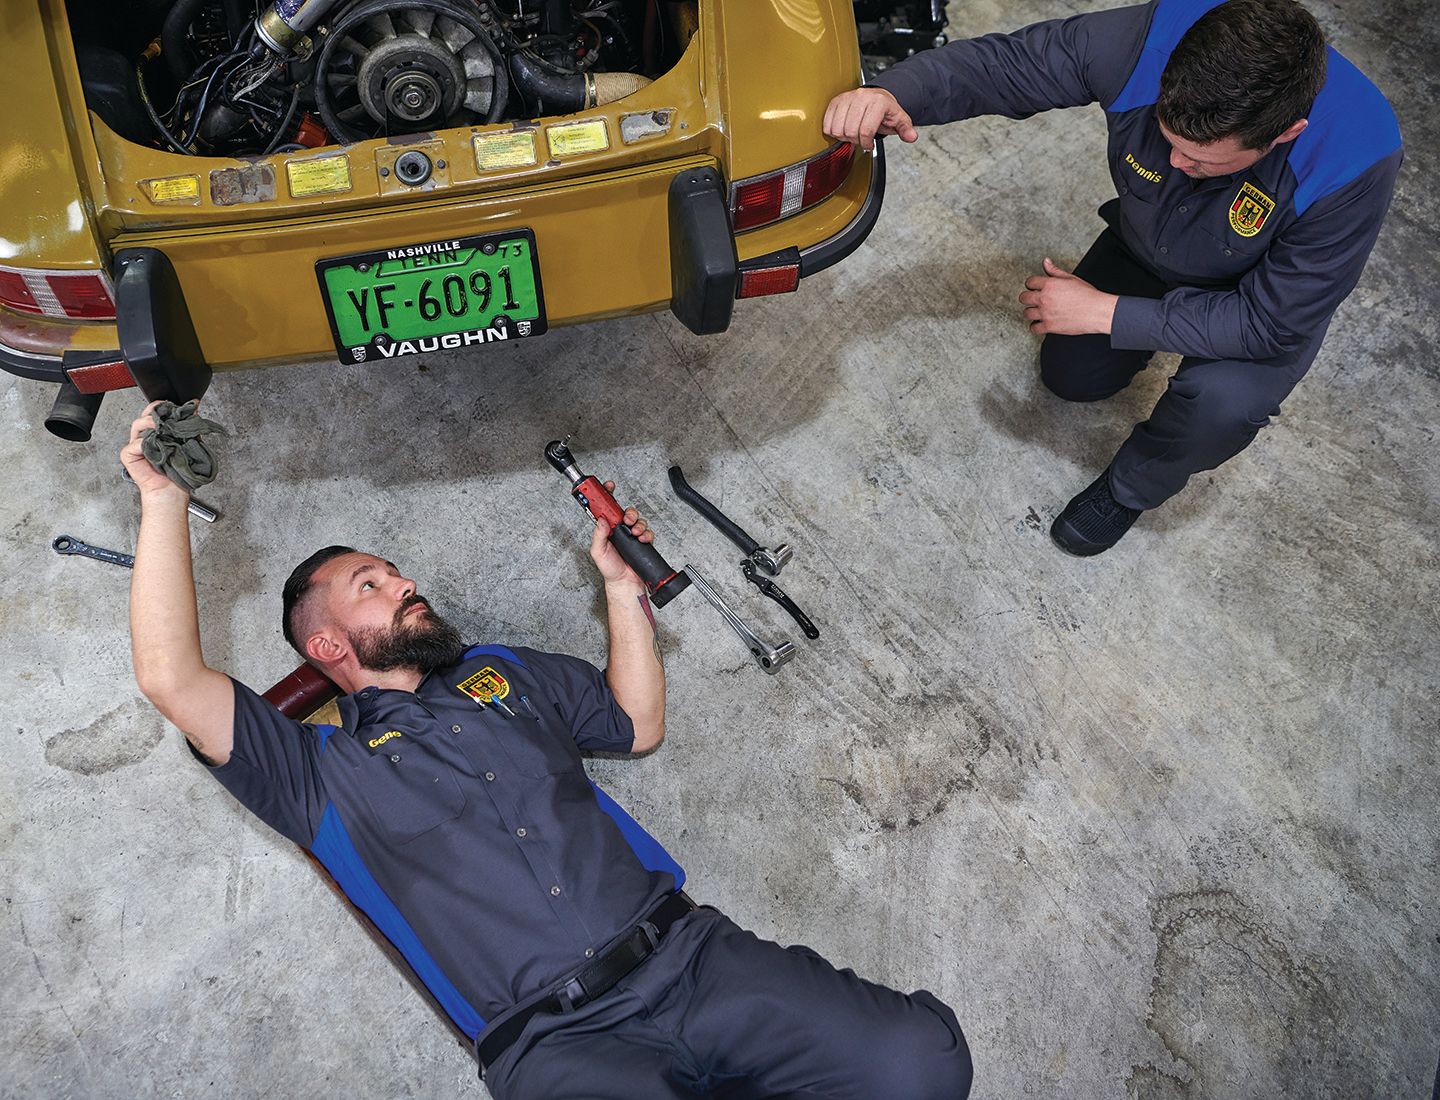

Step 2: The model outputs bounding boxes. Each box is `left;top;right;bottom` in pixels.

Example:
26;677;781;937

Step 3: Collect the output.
68;0;695;157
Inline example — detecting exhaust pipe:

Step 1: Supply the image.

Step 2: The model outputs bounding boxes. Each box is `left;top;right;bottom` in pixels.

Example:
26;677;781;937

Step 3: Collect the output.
45;380;104;442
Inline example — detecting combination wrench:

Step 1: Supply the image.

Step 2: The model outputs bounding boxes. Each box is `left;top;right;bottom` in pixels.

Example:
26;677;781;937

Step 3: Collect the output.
52;535;134;569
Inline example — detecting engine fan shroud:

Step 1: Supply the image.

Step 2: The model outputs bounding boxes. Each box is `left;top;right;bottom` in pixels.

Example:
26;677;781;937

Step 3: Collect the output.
315;0;506;142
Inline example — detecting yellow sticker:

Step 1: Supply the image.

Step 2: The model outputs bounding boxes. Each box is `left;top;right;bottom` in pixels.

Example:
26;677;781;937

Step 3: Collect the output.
286;156;352;198
457;667;510;702
474;130;538;171
142;175;201;204
546;119;610;159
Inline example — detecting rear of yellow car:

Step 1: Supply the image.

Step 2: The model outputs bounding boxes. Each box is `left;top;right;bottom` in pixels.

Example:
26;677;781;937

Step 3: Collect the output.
2;0;881;441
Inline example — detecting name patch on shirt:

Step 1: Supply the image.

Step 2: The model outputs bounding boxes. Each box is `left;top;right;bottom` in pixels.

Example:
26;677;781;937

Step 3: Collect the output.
1229;182;1275;237
457;666;510;702
1124;152;1163;183
367;730;403;748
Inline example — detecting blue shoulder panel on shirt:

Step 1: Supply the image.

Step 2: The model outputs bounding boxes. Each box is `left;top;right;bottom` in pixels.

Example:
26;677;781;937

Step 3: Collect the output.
1288;47;1401;215
589;781;686;890
310;803;489;1039
313;724;338;754
1108;0;1225;112
463;644;528;668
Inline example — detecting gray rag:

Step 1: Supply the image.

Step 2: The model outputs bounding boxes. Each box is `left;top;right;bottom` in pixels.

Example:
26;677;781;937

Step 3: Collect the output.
140;400;227;491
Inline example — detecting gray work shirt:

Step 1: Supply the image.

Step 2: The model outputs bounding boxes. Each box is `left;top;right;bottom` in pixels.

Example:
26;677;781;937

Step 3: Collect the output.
206;643;680;1040
872;0;1402;362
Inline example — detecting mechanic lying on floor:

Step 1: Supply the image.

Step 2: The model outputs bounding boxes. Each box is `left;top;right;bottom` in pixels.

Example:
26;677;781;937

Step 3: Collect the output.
825;0;1401;556
121;404;972;1100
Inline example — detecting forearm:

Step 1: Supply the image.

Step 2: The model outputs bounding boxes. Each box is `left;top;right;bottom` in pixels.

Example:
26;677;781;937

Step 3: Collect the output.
602;579;665;753
1111;289;1297;361
130;488;208;697
871;6;1148;125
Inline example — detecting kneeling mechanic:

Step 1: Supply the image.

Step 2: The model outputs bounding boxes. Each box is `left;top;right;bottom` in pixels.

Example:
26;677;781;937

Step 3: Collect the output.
121;404;973;1100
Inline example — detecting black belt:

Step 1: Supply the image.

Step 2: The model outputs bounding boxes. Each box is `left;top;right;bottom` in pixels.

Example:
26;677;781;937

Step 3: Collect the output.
477;891;697;1073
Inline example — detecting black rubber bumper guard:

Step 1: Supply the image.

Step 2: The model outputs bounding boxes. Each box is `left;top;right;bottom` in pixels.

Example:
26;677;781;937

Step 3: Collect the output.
0;248;211;404
667;141;886;336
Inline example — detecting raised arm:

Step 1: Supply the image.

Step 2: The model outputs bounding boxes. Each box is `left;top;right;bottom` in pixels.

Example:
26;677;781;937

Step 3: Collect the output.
825;3;1153;150
588;490;665;753
122;404;235;765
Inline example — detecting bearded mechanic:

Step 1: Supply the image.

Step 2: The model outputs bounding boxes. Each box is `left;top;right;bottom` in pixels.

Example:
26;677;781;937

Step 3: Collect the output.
825;0;1401;555
121;405;972;1099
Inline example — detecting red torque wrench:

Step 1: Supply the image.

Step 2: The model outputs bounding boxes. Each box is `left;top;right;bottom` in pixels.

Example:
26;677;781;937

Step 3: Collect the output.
545;440;692;608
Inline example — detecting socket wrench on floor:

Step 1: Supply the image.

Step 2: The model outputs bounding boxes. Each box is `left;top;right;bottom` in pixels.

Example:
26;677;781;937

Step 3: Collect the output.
52;535;134;569
684;567;794;673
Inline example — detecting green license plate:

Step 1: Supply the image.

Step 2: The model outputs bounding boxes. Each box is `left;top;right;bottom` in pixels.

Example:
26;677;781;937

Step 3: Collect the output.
316;230;547;365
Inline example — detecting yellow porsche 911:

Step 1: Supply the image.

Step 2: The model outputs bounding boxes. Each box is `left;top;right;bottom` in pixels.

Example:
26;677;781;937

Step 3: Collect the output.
4;0;884;440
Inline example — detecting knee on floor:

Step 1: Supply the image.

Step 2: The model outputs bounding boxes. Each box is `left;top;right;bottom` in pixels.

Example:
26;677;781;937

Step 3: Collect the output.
855;1018;974;1100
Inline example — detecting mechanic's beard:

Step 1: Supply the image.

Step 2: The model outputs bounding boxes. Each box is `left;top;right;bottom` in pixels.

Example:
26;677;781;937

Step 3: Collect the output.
347;599;465;673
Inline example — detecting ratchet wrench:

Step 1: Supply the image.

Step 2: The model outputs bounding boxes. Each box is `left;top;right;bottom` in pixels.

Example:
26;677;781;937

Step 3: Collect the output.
52;535;134;569
684;568;795;673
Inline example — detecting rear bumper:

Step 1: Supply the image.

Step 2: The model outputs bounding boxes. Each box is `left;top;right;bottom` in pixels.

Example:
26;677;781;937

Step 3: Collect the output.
0;145;885;389
0;339;64;383
0;337;124;385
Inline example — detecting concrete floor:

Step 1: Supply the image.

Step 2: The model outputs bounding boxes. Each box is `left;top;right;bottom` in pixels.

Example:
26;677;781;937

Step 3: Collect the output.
6;1;1438;1096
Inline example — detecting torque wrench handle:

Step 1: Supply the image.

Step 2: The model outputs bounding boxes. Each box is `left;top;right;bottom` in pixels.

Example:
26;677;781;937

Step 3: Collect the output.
545;441;692;608
667;465;761;558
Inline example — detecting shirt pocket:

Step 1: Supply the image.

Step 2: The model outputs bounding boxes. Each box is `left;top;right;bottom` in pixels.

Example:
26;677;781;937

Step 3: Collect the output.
1177;225;1266;284
495;723;583;778
355;751;467;843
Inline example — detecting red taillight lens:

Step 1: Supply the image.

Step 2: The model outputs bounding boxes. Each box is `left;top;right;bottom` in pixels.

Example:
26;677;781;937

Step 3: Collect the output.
801;142;855;208
0;269;43;315
729;142;859;232
0;266;114;320
736;263;801;299
731;174;786;231
47;274;116;320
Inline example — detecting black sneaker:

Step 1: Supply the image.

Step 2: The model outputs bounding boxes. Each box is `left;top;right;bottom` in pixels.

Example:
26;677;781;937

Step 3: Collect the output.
1050;469;1142;556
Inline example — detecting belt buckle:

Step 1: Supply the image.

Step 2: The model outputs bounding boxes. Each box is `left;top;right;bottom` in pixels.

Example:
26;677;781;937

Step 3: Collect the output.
555;976;586;1013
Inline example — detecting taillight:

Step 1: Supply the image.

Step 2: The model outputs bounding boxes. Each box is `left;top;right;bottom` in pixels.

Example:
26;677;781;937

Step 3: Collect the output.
729;142;857;232
0;266;115;321
0;270;41;315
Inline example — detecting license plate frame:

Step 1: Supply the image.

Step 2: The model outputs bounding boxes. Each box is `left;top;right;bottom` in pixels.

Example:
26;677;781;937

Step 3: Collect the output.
315;229;547;365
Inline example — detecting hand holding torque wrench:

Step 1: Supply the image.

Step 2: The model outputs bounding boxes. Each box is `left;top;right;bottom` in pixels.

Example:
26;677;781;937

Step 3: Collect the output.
546;439;691;607
546;440;794;673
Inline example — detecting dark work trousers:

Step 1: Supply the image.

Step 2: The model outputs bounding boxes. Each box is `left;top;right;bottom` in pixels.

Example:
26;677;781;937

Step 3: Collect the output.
1039;229;1325;511
483;907;973;1100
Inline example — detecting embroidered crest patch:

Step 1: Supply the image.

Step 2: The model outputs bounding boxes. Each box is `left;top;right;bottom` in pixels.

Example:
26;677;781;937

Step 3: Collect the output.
457;666;510;702
1229;182;1275;237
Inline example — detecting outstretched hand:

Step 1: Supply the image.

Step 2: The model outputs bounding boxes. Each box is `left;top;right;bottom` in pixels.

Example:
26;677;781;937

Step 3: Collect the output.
120;401;188;499
589;481;653;589
1018;257;1119;336
822;87;918;152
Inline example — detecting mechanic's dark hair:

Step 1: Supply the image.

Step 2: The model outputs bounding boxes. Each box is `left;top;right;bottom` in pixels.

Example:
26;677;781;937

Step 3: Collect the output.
282;545;356;654
1158;0;1327;150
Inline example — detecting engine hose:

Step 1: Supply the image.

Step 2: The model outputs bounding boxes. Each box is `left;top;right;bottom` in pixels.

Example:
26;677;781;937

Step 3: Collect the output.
262;84;302;154
509;51;590;115
162;0;211;83
136;58;194;154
